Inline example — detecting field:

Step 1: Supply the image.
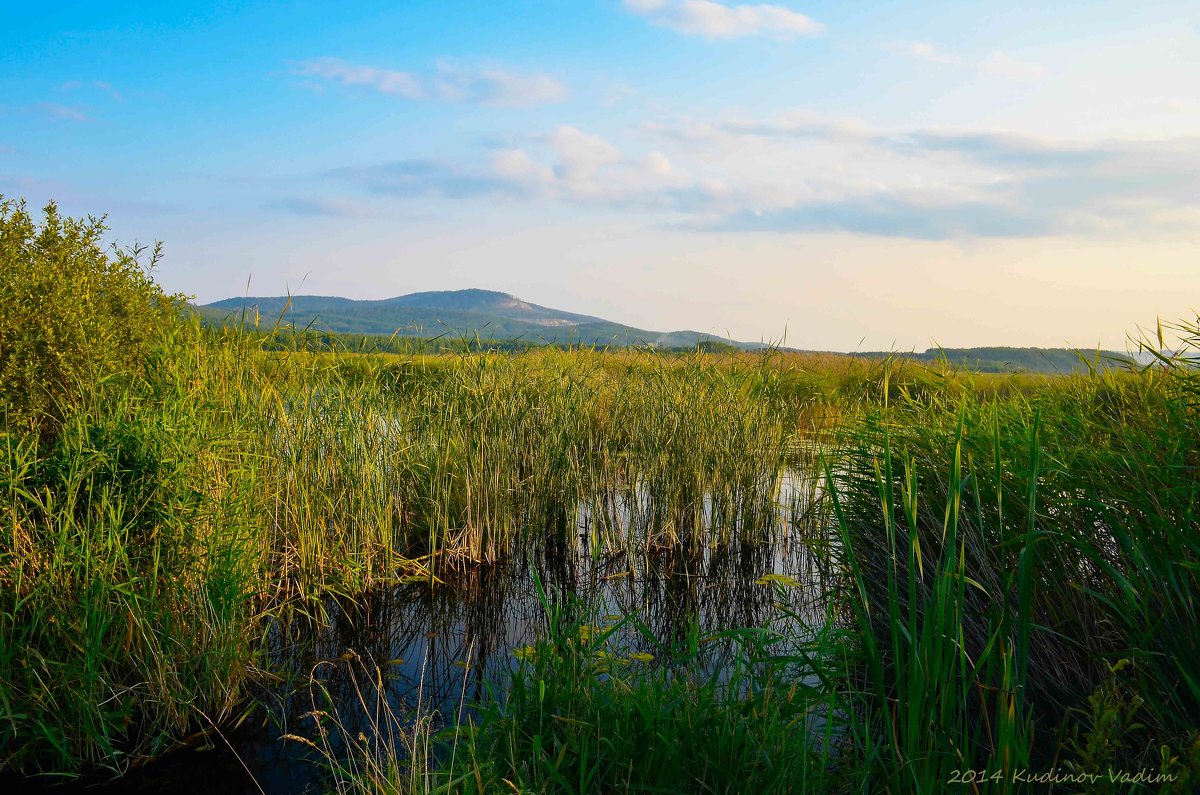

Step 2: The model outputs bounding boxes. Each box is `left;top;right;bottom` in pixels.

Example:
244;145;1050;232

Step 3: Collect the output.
2;201;1198;792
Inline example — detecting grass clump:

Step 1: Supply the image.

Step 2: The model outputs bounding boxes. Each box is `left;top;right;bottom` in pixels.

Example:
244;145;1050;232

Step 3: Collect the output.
300;576;858;795
828;347;1200;791
457;612;833;791
0;201;274;775
0;333;266;774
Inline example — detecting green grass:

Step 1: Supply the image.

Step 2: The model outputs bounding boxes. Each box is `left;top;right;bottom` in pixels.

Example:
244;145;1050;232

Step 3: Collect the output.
0;315;822;776
826;334;1200;792
298;573;861;795
2;201;1198;792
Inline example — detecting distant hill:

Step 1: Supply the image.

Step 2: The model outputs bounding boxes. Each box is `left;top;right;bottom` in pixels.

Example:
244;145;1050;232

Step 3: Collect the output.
851;346;1138;374
196;289;759;350
195;290;1144;370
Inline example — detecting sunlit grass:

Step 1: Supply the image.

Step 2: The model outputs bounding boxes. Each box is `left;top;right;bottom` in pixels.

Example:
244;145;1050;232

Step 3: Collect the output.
2;202;1197;790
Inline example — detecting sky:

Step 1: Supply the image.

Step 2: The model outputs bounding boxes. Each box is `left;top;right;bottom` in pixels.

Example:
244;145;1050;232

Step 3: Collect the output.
2;0;1198;351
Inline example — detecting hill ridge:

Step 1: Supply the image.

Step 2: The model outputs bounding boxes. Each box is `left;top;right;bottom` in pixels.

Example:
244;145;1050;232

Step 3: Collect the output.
200;289;754;349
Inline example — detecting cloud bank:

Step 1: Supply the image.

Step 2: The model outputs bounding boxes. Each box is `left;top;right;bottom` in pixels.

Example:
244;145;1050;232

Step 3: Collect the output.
312;113;1200;240
890;41;1047;81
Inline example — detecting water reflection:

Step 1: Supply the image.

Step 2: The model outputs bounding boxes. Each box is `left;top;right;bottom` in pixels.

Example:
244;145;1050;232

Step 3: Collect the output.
238;468;833;792
61;467;834;794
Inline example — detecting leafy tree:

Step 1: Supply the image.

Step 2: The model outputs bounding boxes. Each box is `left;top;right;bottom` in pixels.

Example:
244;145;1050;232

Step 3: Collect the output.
697;339;738;354
0;198;180;436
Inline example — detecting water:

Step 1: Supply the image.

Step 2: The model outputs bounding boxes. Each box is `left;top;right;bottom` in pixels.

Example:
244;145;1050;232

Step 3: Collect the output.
44;468;835;794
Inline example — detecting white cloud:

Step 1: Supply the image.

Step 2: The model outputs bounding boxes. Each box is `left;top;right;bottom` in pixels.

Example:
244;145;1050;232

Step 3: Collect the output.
490;148;555;189
623;0;824;40
35;103;89;122
599;81;638;107
890;41;960;65
331;125;704;210
293;58;425;98
328;112;1200;240
979;52;1048;81
542;127;697;203
62;80;124;102
270;197;377;217
891;42;1047;81
1161;98;1199;114
645;114;1200;236
625;0;669;11
644;151;678;177
548;126;622;197
291;58;567;107
432;63;568;107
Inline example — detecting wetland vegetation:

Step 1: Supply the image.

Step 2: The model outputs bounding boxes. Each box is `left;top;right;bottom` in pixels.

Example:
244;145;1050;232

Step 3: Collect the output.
2;199;1198;792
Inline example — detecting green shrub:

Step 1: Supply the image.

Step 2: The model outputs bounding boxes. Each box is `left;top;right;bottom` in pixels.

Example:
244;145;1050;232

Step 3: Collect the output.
0;198;180;436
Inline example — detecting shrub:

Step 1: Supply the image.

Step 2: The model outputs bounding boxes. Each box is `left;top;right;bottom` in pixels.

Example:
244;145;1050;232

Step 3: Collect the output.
0;197;180;436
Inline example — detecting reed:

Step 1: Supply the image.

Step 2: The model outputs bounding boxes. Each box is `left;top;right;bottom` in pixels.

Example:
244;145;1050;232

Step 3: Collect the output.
295;572;860;795
827;345;1200;791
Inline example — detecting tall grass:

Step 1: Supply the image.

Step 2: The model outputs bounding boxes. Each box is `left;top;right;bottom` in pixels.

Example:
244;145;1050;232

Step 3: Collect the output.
248;333;1200;793
828;342;1200;791
7;319;1198;787
292;572;860;795
0;321;265;774
3;199;1196;790
0;311;826;776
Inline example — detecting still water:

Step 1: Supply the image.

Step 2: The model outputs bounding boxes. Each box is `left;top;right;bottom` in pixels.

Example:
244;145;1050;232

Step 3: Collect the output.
49;470;835;794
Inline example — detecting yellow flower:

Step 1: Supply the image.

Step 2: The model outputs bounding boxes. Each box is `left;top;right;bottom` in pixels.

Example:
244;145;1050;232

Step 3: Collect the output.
755;573;802;588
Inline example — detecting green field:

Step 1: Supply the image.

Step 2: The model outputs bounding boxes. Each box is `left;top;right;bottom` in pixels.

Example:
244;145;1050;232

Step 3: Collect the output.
3;199;1198;792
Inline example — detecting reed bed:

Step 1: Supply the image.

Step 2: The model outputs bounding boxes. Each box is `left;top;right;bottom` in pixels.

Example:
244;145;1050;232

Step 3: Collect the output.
295;575;859;795
289;344;1200;794
827;333;1200;792
0;307;827;777
5;315;1197;788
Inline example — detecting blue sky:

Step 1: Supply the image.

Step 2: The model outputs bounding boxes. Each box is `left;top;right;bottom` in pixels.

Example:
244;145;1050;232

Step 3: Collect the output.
2;1;1198;350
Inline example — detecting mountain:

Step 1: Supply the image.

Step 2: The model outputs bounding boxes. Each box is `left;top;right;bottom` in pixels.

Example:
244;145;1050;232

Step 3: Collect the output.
197;289;759;349
196;290;1144;370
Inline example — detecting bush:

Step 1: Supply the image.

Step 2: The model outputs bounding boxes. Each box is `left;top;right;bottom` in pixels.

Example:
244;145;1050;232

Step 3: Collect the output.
0;198;179;436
